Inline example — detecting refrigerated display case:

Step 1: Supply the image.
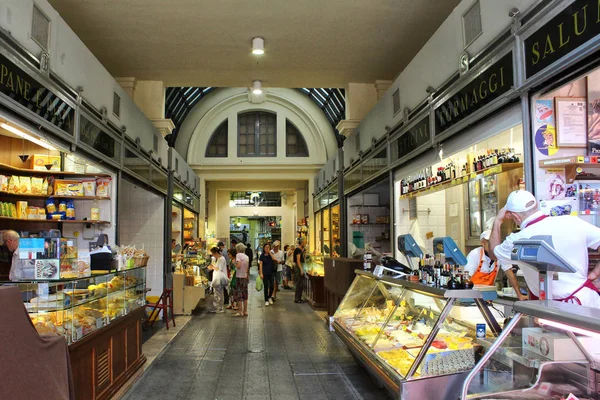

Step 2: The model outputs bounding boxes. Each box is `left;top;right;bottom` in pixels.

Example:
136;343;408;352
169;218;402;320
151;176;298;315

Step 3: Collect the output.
461;300;600;399
333;271;502;400
303;253;325;309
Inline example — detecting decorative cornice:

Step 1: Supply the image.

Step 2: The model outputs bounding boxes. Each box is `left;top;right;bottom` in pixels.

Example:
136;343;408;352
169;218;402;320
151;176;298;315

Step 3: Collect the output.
151;118;175;137
374;80;393;99
336;119;361;138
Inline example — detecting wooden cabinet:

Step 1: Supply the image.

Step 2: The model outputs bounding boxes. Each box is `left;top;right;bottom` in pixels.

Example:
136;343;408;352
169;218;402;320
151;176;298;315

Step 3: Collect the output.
324;257;363;316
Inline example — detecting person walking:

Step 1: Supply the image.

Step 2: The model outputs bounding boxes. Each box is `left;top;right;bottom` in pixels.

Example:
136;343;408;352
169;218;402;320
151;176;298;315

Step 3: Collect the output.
226;248;238;311
293;238;306;303
271;240;285;300
218;241;230;306
282;244;293;289
233;243;249;317
259;243;276;306
208;246;228;313
245;243;254;268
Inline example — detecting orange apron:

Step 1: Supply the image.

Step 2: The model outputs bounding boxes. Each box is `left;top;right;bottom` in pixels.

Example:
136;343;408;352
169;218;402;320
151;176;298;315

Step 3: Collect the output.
471;248;498;286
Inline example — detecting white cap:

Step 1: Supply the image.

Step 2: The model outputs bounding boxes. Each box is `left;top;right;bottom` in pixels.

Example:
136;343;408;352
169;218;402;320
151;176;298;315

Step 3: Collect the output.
480;230;491;241
505;190;537;212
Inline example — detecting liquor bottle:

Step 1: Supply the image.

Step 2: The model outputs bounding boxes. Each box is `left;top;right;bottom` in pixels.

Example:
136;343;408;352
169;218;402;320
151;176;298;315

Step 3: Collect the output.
492;149;498;165
447;269;459;289
463;272;474;289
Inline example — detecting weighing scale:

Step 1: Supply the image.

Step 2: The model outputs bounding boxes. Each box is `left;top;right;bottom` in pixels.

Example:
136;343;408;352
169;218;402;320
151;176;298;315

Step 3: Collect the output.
511;235;577;301
372;234;422;278
433;236;468;266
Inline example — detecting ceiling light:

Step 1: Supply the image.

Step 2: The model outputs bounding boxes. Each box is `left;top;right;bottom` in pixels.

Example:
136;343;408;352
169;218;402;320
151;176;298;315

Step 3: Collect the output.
1;123;57;151
252;80;263;95
252;37;265;55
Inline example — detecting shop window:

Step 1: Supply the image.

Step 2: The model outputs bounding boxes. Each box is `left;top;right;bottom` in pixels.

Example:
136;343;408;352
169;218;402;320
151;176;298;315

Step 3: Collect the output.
206;119;228;157
238;112;276;156
31;5;50;51
286;120;309;157
462;0;482;48
392;89;400;116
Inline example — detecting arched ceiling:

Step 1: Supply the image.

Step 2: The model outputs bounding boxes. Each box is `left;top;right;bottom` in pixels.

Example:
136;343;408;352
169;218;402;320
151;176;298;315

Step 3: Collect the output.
165;87;345;145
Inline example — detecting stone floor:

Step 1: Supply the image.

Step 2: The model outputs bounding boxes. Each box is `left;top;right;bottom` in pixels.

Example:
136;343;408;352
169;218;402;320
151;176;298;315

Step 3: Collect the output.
122;270;389;400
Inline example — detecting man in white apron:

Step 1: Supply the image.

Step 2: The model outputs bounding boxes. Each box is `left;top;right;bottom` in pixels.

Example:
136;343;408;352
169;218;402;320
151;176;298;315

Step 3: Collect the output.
489;190;600;307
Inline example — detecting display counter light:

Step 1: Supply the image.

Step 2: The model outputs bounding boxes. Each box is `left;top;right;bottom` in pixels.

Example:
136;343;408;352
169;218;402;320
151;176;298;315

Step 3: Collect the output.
538;318;600;339
1;122;57;151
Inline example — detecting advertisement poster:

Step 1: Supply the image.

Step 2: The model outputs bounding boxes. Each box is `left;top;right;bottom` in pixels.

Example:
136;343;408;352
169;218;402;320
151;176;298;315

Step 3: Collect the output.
588;72;600;154
535;124;558;156
535;99;554;123
555;98;587;147
544;168;566;200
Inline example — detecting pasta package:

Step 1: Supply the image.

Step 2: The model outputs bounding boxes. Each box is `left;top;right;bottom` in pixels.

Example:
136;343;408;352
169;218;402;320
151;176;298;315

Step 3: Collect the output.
54;180;84;196
0;175;7;192
83;180;96;197
31;177;43;194
96;178;111;198
20;176;31;194
16;201;27;219
8;176;19;193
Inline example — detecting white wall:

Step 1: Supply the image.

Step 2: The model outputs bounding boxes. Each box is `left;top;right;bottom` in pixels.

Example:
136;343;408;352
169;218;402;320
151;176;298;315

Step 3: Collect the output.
118;179;165;297
0;0;169;169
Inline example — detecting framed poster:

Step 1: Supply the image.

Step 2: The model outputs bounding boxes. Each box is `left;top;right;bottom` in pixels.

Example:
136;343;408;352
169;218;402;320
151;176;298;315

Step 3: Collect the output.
555;97;587;147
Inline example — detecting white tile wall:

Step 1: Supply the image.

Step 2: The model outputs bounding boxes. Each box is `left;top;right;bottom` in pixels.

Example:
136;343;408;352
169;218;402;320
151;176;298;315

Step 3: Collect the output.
396;191;446;254
119;180;165;297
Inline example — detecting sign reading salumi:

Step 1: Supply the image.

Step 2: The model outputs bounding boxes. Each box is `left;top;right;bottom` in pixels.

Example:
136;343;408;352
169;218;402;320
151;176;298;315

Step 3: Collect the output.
397;116;430;157
525;0;600;79
434;52;513;136
0;53;74;134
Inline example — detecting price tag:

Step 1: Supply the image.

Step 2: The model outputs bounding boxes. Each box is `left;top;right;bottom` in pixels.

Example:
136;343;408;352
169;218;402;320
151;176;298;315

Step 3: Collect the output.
429;310;434;319
470;173;476;180
38;283;49;299
400;300;406;307
75;327;83;341
96;318;103;329
462;176;469;183
484;165;502;176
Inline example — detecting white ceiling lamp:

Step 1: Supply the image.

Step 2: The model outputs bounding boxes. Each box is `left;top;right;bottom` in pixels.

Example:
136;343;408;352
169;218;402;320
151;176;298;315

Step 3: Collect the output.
252;80;263;95
0;122;57;151
251;37;265;55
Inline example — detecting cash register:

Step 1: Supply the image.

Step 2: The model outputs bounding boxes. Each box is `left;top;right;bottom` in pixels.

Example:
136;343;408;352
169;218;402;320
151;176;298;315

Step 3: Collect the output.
511;235;577;300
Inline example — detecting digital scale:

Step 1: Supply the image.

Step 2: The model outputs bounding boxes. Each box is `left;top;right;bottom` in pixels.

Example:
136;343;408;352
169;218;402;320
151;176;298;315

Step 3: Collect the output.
511;235;577;300
433;236;468;266
373;234;422;278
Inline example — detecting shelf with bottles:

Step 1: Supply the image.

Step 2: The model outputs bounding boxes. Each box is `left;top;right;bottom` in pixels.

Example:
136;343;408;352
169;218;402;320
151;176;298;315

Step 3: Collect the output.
400;162;523;199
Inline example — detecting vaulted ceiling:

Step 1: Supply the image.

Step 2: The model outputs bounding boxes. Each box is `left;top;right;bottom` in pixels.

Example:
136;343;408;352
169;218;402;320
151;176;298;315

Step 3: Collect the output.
48;0;459;88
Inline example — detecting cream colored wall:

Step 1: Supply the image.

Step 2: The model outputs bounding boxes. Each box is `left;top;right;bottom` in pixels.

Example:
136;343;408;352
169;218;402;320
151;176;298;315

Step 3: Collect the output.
134;81;166;120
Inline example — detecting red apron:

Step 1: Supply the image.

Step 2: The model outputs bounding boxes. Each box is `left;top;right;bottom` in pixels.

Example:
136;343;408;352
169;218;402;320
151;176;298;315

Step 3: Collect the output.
471;248;497;286
524;214;600;304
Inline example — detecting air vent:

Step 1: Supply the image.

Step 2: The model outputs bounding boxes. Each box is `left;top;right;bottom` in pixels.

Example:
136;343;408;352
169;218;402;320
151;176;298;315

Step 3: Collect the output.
113;92;121;118
463;1;482;49
31;5;50;51
95;348;110;388
175;157;179;171
392;89;400;116
153;135;158;152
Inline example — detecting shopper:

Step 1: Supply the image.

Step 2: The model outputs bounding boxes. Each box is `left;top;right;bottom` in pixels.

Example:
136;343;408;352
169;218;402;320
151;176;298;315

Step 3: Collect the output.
218;241;230;306
271;240;285;300
226;248;238;311
293;238;306;303
282;244;292;289
245;243;253;268
208;247;228;313
259;243;276;306
490;190;600;307
233;243;249;317
3;230;21;281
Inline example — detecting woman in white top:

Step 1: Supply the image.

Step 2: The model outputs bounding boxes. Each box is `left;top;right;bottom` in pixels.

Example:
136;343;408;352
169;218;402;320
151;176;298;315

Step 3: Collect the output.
208;246;228;313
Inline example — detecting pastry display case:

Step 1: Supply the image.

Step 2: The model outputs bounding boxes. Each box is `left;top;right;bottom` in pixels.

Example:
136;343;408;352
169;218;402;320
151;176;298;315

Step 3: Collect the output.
173;253;210;315
333;270;502;400
303;253;325;309
0;266;146;344
461;300;600;400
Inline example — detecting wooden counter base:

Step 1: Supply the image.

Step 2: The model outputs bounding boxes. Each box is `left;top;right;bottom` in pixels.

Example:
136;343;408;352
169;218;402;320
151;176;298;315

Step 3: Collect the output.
69;307;146;400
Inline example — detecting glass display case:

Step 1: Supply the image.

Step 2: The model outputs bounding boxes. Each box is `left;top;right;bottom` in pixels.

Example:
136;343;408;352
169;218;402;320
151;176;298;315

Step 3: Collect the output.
462;300;600;400
333;271;502;400
0;266;146;344
304;253;324;277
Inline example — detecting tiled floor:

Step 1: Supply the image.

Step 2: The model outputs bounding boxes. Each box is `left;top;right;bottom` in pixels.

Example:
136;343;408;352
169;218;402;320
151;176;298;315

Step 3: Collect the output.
122;270;389;400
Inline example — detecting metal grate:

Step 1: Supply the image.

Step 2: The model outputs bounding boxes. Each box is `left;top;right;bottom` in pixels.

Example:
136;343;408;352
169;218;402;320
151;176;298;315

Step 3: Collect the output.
392;89;400;115
31;5;50;51
164;87;215;145
298;88;345;128
463;1;482;49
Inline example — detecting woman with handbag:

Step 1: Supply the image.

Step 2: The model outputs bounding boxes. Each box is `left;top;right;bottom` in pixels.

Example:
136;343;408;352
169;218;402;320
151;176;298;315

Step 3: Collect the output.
208;247;228;313
233;243;250;317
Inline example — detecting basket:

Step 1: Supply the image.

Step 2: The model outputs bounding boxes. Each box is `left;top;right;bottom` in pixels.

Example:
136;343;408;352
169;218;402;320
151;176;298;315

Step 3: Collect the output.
133;255;150;267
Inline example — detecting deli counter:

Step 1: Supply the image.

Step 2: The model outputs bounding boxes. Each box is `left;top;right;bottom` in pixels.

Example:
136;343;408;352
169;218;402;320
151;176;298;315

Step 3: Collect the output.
333;270;503;400
0;267;147;400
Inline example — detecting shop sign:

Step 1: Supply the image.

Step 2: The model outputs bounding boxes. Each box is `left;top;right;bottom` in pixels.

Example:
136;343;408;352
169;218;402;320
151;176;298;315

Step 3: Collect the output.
525;0;600;79
397;116;430;158
434;52;513;136
79;115;116;159
0;53;74;135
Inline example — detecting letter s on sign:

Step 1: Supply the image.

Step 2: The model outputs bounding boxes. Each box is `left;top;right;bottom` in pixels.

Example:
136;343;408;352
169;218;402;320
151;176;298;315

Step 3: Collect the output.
531;41;541;66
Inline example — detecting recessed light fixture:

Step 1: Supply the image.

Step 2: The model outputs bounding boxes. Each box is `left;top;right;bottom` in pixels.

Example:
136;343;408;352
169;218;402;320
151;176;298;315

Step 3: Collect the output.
252;80;263;95
252;37;265;55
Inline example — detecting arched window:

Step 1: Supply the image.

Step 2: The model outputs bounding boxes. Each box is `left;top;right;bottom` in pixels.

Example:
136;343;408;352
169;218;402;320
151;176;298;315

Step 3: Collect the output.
238;112;276;156
286;120;309;157
205;120;228;157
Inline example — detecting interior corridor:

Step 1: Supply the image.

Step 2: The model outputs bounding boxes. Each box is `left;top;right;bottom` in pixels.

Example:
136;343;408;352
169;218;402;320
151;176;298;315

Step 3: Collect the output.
121;269;389;400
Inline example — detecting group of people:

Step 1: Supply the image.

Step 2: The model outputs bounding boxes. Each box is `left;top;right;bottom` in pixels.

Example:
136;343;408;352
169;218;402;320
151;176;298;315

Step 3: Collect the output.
208;236;309;315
